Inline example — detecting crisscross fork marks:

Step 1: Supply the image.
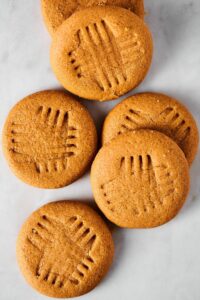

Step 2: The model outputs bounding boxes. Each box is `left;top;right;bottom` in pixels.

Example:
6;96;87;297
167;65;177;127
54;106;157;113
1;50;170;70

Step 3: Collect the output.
68;49;82;78
154;165;176;203
96;20;127;84
100;155;175;215
118;108;150;135
158;106;191;142
76;30;106;90
77;19;127;92
78;26;110;91
36;105;69;127
10;106;78;172
117;33;146;65
118;106;191;144
26;215;96;288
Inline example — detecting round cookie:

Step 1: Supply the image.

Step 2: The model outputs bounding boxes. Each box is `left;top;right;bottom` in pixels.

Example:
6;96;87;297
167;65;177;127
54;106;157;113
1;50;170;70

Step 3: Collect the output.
91;130;190;228
16;201;114;298
50;6;153;101
102;92;199;165
2;90;97;188
41;0;145;36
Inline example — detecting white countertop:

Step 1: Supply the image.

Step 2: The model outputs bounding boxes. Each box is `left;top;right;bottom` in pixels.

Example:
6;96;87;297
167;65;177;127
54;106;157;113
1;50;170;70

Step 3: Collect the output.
0;1;200;299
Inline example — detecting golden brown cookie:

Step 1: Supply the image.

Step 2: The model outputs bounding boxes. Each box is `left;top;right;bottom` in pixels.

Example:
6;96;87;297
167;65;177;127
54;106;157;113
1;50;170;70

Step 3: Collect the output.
16;201;114;298
50;6;153;101
2;91;97;188
41;0;145;36
102;92;199;165
91;130;190;228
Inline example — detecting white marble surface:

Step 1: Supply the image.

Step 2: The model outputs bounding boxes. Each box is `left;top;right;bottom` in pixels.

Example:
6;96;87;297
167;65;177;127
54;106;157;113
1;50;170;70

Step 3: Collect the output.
0;0;200;299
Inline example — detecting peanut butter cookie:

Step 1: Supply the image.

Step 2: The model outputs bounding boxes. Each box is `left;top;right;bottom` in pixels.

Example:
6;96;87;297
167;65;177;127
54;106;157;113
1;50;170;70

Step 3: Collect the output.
50;6;153;101
2;90;97;188
41;0;145;36
91;130;190;228
102;92;199;165
16;201;114;298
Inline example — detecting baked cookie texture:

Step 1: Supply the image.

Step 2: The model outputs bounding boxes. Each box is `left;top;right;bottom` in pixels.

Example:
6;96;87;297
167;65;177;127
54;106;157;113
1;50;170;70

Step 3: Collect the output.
16;201;114;298
91;130;190;228
41;0;145;36
2;90;97;188
102;92;199;165
50;6;153;101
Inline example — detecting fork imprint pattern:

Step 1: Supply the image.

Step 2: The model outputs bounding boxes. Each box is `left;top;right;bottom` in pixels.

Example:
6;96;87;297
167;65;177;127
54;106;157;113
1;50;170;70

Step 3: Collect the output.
67;19;146;92
100;155;176;215
118;106;191;144
10;105;78;173
27;215;97;288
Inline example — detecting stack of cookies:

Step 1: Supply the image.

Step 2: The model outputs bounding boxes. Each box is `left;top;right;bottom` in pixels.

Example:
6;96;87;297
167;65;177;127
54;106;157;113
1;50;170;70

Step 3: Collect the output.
92;92;198;228
1;0;199;298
